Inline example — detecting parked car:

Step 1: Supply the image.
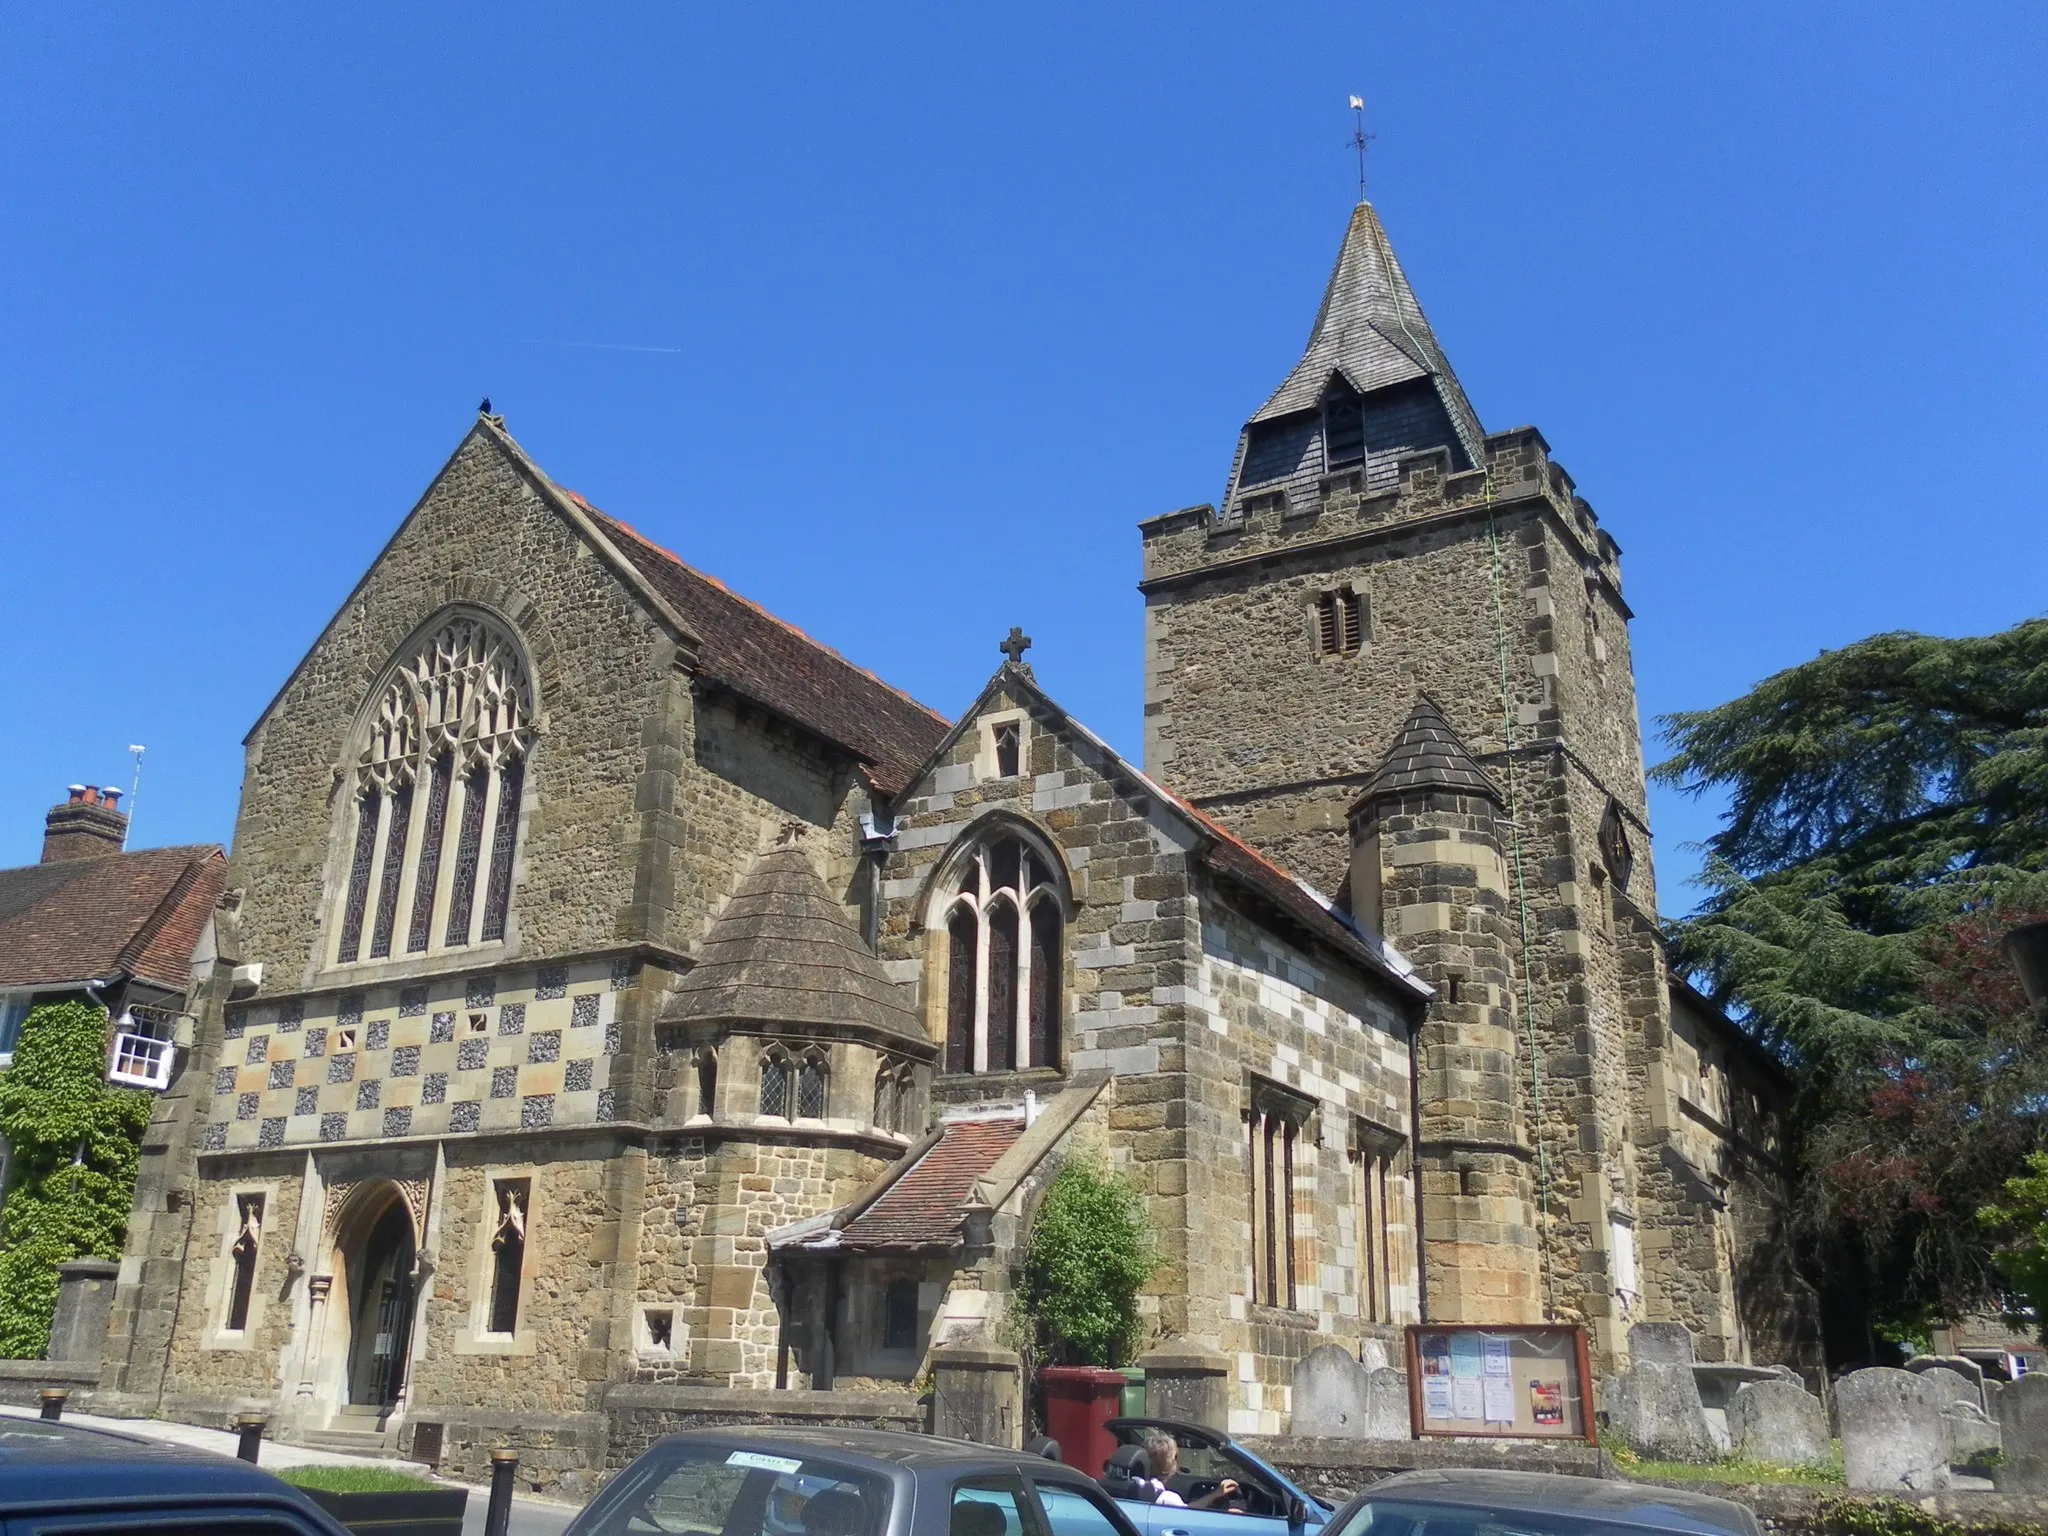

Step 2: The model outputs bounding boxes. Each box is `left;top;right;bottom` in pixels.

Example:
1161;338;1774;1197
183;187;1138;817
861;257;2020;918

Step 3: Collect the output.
565;1426;1148;1536
1098;1419;1331;1536
0;1414;353;1536
1318;1470;1761;1536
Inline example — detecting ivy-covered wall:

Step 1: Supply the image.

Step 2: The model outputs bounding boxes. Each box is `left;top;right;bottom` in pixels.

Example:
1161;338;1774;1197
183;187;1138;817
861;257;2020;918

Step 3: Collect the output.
0;1003;152;1358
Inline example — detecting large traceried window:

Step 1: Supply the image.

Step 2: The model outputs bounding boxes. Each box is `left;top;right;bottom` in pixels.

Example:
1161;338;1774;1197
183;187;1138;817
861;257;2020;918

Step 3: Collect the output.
939;833;1063;1075
334;613;535;966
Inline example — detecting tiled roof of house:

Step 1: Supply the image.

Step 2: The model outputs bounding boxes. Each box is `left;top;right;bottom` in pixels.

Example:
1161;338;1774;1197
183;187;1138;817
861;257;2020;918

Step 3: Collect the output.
835;1116;1027;1251
1356;694;1502;805
1250;199;1484;457
0;845;227;993
584;508;950;799
664;841;925;1041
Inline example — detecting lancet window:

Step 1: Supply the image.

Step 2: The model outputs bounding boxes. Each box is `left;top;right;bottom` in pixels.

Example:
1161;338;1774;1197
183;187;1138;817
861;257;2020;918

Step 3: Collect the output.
488;1179;528;1336
333;613;535;966
872;1059;916;1135
940;833;1063;1075
225;1194;263;1333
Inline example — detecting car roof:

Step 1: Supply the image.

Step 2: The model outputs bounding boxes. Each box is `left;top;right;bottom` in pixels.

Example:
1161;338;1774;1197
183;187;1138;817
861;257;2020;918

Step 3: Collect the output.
0;1417;345;1522
1358;1471;1756;1536
652;1426;1102;1485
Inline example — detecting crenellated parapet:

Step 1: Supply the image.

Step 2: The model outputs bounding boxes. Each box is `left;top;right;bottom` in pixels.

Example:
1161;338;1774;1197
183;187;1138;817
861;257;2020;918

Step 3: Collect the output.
1140;427;1625;611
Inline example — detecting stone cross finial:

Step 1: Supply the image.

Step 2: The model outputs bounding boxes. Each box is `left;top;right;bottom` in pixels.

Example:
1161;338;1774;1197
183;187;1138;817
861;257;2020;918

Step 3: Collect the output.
775;820;809;846
1000;627;1032;665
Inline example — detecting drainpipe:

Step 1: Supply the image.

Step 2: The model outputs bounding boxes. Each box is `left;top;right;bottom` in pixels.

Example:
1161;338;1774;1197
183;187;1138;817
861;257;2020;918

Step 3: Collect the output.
1407;1012;1429;1324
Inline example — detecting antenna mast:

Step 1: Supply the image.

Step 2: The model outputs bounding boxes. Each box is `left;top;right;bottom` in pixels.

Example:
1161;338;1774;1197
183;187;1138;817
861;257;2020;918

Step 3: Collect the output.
125;745;145;850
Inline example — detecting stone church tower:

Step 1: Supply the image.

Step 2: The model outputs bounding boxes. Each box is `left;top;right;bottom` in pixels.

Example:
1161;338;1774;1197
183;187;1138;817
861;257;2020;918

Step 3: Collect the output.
1141;200;1782;1363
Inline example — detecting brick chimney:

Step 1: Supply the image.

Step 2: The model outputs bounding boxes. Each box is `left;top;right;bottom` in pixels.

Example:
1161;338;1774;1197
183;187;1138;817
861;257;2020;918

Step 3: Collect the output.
42;785;128;863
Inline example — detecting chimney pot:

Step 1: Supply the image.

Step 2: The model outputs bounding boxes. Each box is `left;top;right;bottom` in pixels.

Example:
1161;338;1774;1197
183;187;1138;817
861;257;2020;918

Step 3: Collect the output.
43;784;129;863
102;789;121;811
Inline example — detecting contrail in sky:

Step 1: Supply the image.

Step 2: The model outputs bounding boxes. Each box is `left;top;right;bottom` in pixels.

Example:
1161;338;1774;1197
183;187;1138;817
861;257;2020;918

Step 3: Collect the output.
518;339;687;354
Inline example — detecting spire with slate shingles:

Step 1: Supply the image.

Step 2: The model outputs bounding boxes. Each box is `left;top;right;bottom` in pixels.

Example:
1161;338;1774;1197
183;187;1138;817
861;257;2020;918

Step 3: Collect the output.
1225;201;1485;512
666;843;923;1041
1354;694;1502;809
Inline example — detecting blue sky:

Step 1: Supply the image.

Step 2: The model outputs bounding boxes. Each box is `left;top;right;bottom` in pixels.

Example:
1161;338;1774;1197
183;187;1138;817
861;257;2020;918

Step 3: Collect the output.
2;5;2042;911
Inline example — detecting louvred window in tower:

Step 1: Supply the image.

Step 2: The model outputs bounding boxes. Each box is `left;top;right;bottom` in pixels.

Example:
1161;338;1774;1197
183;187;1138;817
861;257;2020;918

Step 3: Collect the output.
333;612;535;966
1313;589;1366;657
937;830;1064;1076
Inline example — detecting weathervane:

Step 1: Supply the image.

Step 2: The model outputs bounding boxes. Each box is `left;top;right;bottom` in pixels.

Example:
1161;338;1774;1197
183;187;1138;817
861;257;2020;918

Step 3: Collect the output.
1349;94;1374;200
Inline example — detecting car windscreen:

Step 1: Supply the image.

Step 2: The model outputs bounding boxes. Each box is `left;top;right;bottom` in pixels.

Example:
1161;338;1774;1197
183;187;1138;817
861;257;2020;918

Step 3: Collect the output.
1333;1498;1688;1536
576;1444;892;1536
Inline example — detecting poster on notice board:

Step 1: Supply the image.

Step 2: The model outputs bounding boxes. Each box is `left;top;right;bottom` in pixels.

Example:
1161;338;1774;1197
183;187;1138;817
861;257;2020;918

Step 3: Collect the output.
1404;1324;1594;1442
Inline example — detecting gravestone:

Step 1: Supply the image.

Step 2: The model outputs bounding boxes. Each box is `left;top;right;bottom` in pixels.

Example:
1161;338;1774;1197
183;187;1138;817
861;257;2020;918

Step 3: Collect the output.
1917;1366;1983;1410
1907;1354;1986;1391
1360;1337;1391;1373
1290;1344;1374;1437
1630;1322;1696;1366
1838;1367;1950;1490
1994;1372;2048;1492
1365;1367;1411;1439
1728;1378;1831;1467
1608;1360;1717;1463
1940;1399;2001;1464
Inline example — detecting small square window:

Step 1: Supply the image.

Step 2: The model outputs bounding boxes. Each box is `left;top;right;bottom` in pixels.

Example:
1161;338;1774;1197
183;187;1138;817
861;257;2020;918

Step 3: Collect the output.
643;1307;675;1352
335;1026;358;1053
468;1012;490;1036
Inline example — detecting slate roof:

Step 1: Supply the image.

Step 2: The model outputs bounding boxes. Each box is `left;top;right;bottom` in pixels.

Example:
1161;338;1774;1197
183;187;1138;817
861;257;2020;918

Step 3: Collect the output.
834;1116;1026;1251
1251;200;1484;458
0;845;227;993
665;842;925;1041
583;508;949;799
1355;695;1503;806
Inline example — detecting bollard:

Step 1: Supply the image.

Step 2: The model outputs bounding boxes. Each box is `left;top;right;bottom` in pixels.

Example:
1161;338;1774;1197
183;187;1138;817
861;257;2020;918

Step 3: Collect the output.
484;1447;519;1536
38;1389;67;1422
234;1412;267;1464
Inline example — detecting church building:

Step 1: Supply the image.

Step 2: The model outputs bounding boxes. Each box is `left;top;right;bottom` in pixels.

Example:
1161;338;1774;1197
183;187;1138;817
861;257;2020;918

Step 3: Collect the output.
96;199;1807;1477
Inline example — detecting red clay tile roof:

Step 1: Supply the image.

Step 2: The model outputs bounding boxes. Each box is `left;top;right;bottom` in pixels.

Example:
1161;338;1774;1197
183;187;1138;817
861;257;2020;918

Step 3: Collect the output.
837;1116;1026;1251
584;508;950;798
0;846;227;993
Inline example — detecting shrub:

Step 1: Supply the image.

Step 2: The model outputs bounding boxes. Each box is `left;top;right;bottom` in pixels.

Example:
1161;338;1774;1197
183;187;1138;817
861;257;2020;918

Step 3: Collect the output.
0;1002;154;1357
1017;1158;1157;1368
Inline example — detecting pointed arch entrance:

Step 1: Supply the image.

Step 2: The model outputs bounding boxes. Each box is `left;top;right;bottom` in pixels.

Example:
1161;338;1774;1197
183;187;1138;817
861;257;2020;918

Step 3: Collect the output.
327;1181;425;1413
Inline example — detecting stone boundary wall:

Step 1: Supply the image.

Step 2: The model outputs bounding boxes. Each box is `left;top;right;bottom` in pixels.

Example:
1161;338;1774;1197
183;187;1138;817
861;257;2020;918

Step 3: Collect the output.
602;1384;924;1473
0;1361;101;1410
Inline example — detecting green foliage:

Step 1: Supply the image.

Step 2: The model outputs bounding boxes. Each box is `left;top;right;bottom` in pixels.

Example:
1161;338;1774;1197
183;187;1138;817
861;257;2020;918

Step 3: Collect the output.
277;1465;440;1493
1017;1158;1157;1368
1980;1152;2048;1341
1654;618;2048;1329
0;1002;154;1358
1805;1498;2047;1536
1601;1431;1844;1486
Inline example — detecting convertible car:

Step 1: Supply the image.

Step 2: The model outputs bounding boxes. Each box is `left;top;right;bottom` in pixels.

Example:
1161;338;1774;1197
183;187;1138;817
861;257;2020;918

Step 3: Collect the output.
1097;1420;1331;1536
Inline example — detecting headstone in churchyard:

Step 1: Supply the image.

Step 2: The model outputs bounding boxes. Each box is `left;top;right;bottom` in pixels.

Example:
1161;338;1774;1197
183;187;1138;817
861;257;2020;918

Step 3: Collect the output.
1940;1399;2001;1464
1728;1378;1831;1467
1837;1367;1950;1490
1917;1366;1983;1410
1906;1355;1986;1391
1290;1344;1374;1437
1360;1337;1391;1373
1365;1367;1411;1439
1608;1359;1717;1463
1629;1322;1696;1366
1993;1372;2048;1492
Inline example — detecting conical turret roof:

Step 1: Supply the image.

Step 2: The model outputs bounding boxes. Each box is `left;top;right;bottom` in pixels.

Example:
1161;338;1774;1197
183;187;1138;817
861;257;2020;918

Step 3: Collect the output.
666;841;924;1041
1251;201;1484;458
1355;695;1502;807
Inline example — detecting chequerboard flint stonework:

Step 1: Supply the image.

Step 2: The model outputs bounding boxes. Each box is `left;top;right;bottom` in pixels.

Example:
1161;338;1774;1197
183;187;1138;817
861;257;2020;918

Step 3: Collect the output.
96;200;1811;1475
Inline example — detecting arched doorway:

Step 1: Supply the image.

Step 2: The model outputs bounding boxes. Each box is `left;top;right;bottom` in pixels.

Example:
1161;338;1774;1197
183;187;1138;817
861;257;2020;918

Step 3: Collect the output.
344;1194;417;1409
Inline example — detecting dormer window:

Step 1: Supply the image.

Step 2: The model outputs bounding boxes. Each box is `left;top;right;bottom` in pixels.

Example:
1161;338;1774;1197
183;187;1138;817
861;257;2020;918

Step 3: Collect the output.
1322;379;1365;468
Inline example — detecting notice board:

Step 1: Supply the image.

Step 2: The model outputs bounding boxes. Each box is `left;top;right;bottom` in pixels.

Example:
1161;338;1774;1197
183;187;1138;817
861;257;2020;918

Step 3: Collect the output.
1403;1323;1595;1442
